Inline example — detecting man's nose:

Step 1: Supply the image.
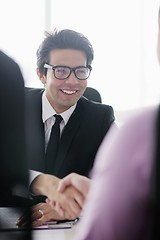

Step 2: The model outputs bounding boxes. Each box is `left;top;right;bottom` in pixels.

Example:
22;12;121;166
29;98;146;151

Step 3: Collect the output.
65;71;79;84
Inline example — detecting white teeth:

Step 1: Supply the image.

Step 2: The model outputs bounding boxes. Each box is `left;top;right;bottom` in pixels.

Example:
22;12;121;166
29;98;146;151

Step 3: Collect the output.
62;90;76;94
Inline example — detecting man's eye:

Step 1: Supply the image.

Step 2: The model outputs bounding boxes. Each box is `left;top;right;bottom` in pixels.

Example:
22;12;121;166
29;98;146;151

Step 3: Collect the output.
76;68;87;74
56;68;66;73
77;70;84;73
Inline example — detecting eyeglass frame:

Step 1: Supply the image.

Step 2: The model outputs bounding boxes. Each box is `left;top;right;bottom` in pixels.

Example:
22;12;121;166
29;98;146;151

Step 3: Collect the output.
43;63;92;80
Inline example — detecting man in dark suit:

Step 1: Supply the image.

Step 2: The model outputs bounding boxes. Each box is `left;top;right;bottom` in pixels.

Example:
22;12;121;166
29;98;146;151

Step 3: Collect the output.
20;29;115;226
26;88;114;177
0;51;31;239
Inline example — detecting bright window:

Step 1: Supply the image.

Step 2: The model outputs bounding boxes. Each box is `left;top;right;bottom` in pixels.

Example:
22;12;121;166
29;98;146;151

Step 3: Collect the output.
0;0;160;115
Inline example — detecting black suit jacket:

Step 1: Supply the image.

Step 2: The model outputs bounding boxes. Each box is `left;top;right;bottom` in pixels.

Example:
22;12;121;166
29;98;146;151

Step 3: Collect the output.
25;88;115;178
0;51;29;205
0;51;31;239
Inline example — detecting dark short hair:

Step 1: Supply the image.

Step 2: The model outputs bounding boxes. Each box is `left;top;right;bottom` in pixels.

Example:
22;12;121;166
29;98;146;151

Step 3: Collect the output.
36;28;94;75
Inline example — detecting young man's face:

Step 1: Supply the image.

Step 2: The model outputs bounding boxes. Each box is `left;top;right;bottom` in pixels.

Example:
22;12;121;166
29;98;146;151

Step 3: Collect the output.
39;49;88;113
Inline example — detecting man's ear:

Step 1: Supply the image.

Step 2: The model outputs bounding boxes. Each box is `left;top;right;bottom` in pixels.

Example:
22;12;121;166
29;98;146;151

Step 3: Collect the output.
36;68;46;84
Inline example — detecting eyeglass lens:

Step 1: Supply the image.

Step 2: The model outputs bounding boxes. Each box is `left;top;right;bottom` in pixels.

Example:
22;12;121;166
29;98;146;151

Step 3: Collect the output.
54;67;90;80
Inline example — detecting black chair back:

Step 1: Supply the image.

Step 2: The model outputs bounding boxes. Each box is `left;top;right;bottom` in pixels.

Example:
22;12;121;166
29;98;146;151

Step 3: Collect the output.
83;87;102;103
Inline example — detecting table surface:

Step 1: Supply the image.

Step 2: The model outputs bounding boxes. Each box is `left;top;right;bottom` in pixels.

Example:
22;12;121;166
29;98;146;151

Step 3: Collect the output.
32;224;78;240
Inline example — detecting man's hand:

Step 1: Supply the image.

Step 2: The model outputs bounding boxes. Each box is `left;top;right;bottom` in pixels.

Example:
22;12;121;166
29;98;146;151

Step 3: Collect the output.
46;184;85;219
16;202;65;227
30;173;85;219
30;173;60;198
47;173;91;217
57;173;91;196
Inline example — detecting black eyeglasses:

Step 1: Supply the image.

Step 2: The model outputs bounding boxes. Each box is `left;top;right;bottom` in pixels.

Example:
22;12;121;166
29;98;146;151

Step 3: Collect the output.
44;63;92;80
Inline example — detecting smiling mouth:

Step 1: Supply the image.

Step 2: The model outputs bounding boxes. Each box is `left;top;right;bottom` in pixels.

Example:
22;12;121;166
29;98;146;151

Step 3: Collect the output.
61;90;77;95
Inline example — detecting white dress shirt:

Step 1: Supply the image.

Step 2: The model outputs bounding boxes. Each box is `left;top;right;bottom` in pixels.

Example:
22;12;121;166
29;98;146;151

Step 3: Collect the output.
30;90;76;184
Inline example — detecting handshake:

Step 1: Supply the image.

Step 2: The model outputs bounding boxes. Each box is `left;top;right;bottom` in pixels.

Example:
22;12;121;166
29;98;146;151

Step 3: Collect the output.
17;173;91;227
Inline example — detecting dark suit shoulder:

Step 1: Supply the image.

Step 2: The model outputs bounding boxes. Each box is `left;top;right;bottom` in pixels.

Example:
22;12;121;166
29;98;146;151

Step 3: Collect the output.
25;87;44;106
25;87;44;96
80;96;115;119
75;97;116;135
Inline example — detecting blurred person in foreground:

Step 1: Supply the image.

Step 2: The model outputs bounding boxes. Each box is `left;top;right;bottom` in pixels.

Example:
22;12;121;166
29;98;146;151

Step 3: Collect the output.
0;50;31;239
53;8;160;240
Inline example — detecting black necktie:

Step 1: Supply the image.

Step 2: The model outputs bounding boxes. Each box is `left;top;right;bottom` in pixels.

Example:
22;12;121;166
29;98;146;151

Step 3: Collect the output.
45;114;63;174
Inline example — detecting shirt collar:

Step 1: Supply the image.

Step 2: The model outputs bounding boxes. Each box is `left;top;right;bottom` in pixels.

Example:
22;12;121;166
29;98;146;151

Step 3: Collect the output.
42;91;76;125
